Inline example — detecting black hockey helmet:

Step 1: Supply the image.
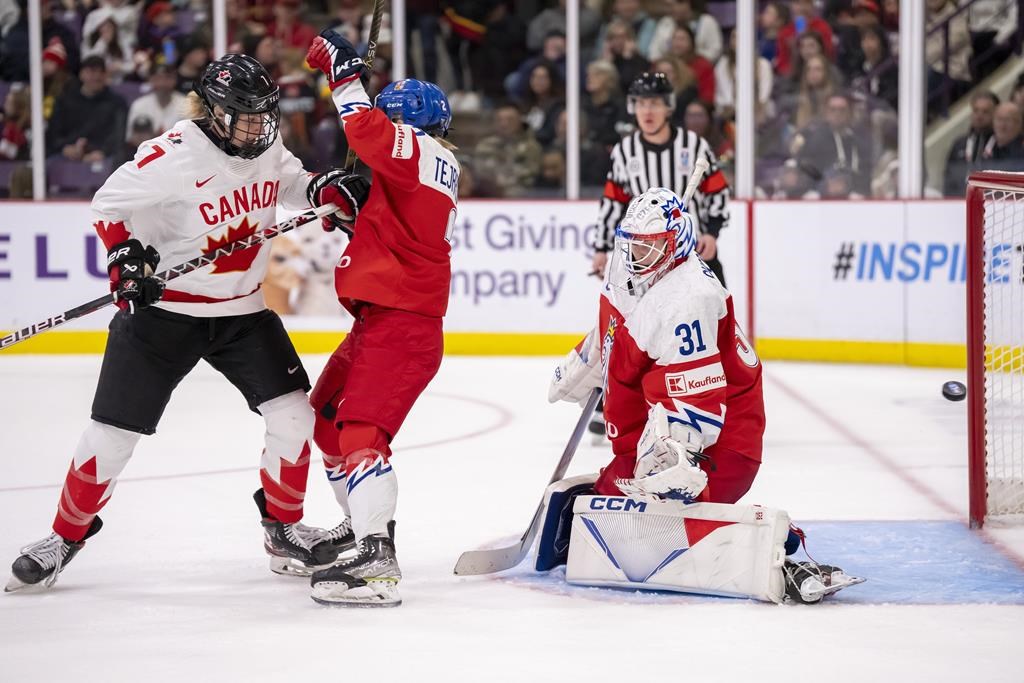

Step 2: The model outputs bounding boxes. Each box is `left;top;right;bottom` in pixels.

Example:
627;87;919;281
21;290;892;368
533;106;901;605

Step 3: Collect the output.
627;72;676;115
194;53;280;159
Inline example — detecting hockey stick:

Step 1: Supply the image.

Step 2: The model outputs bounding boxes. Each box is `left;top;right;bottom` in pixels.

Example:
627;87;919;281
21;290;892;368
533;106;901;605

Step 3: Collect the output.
0;203;338;351
453;388;602;575
342;0;386;171
682;157;710;206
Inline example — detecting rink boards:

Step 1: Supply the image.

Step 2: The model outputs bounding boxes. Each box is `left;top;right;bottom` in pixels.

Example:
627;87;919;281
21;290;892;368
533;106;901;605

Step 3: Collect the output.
0;199;978;366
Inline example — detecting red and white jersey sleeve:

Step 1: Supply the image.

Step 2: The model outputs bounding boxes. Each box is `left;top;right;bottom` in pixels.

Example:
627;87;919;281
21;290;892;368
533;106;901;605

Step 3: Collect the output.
328;84;458;317
91;120;313;317
601;256;765;461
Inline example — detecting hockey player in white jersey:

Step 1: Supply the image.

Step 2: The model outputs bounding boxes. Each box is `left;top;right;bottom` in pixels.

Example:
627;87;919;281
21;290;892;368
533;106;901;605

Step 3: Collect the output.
6;54;370;591
546;187;863;603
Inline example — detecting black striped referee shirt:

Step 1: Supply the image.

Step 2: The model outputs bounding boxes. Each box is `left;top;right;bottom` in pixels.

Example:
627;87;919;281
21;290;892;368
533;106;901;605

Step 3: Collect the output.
596;126;731;251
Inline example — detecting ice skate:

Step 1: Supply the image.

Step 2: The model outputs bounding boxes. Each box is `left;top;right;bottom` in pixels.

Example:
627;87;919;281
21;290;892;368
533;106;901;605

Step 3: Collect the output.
310;526;401;608
783;559;865;604
254;489;340;576
6;517;103;592
268;519;357;577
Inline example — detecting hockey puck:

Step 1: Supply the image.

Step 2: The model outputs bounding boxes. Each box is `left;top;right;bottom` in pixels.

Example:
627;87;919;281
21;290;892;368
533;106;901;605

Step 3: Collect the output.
942;381;967;402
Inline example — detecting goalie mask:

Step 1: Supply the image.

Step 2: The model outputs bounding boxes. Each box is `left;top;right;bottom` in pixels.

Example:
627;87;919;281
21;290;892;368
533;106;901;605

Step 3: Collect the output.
611;187;697;297
194;54;281;159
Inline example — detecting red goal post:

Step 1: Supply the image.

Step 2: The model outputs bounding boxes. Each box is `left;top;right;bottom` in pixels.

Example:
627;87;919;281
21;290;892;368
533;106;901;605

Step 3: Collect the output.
966;171;1024;528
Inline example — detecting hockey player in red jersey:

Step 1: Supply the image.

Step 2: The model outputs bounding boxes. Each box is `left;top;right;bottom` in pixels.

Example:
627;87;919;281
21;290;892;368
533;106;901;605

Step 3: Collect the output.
302;29;459;607
547;187;861;603
552;186;763;504
5;54;369;592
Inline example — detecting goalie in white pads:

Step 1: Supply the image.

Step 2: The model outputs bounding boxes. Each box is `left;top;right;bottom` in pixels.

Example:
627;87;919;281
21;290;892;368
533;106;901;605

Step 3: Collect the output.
544;187;863;603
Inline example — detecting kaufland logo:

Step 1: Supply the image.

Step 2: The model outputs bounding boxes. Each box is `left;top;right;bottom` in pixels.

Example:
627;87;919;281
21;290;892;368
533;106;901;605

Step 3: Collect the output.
666;371;689;396
666;370;726;396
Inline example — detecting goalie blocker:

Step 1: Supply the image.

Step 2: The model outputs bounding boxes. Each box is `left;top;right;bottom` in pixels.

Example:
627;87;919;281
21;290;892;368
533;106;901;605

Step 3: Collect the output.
535;477;863;604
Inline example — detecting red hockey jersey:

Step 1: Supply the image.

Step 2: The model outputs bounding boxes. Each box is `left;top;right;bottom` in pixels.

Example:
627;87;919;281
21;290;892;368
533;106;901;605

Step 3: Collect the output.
331;90;459;318
599;255;765;462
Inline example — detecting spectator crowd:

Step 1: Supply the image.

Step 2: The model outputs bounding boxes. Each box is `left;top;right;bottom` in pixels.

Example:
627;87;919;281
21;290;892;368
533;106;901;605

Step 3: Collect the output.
0;0;1021;199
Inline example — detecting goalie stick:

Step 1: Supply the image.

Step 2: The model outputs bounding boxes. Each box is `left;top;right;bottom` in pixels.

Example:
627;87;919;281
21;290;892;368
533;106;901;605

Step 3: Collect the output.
453;388;602;575
0;202;338;351
342;0;386;172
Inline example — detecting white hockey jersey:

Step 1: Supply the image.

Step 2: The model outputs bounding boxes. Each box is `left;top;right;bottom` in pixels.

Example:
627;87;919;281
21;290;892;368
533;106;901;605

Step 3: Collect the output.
91;120;312;317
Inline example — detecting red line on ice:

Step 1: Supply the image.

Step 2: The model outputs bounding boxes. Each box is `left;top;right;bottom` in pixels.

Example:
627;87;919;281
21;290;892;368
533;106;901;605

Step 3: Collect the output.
768;373;1024;571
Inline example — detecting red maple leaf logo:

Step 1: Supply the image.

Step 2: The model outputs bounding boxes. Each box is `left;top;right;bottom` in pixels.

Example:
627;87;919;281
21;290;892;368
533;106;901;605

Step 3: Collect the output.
94;219;130;250
205;217;261;274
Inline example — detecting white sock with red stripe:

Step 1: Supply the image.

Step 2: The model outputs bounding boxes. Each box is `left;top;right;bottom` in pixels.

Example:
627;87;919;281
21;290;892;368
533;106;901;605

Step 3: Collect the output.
257;391;315;523
53;421;140;541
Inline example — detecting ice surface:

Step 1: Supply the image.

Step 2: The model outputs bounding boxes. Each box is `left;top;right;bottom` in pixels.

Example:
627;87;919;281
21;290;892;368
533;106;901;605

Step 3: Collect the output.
1;356;1022;681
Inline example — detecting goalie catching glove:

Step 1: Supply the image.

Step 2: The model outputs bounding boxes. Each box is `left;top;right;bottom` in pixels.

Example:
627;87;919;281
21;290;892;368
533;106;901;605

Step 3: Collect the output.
548;326;603;406
307;169;371;234
106;239;163;313
615;403;708;503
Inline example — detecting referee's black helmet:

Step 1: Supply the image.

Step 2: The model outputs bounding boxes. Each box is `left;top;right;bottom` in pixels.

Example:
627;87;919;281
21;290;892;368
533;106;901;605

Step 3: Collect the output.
627;72;676;114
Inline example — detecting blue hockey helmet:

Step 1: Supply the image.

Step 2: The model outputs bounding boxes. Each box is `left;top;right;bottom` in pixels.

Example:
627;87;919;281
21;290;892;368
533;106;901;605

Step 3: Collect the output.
374;79;452;137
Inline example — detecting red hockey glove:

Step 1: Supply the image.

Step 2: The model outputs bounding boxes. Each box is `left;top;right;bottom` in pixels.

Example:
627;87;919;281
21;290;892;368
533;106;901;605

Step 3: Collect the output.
306;169;371;234
107;239;164;313
305;29;367;91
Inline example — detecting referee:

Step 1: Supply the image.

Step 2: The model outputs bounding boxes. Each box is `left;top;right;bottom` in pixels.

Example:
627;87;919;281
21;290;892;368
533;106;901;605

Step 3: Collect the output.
591;72;731;285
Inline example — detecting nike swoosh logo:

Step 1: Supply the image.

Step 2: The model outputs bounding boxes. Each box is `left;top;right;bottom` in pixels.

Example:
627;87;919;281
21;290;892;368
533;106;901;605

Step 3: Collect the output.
195;175;216;188
287;366;300;375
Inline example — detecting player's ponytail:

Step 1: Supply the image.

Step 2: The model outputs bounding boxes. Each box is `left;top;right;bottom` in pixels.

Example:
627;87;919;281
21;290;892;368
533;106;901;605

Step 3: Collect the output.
435;136;458;151
184;91;207;121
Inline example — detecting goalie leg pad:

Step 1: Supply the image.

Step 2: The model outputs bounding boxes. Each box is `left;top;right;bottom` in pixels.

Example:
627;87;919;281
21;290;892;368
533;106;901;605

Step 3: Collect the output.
566;497;790;603
535;474;599;572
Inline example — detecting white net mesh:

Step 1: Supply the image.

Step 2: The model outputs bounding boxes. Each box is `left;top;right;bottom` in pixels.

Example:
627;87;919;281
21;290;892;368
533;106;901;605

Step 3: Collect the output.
982;188;1024;516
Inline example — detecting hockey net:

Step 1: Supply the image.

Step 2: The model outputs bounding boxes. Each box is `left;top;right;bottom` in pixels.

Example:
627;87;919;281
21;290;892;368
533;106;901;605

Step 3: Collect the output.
967;171;1024;527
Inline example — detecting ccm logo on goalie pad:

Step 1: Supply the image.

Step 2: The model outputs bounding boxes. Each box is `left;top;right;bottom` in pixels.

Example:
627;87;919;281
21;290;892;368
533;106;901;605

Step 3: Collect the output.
665;365;727;397
589;497;647;512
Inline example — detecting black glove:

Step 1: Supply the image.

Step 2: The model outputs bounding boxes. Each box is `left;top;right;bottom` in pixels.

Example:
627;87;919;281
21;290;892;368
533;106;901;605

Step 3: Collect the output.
107;238;164;312
305;28;368;91
307;169;371;234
